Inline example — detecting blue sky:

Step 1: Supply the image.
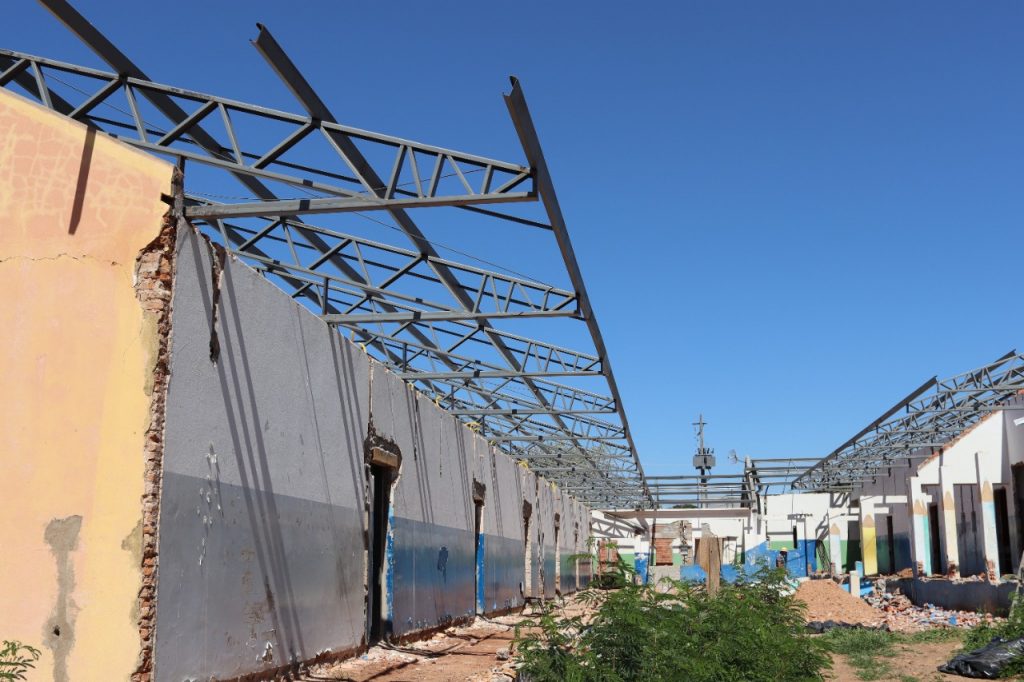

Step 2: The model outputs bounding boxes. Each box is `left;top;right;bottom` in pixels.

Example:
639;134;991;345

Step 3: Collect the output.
5;1;1022;477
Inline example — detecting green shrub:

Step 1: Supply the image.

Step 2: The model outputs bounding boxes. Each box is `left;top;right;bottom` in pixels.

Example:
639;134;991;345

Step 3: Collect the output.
0;641;41;681
515;567;830;681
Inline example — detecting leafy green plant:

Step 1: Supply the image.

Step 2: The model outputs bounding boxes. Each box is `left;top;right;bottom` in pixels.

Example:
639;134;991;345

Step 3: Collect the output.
515;566;830;681
0;641;41;681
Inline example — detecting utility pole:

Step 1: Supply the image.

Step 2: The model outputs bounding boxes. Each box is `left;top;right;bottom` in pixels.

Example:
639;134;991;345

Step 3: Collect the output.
692;414;716;507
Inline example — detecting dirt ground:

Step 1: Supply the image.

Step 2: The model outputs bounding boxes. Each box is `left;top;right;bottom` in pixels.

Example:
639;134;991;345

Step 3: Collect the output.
301;619;519;682
301;597;596;682
826;639;962;682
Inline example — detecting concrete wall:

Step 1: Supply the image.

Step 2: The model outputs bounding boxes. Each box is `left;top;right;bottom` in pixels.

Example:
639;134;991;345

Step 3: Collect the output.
154;226;587;678
155;227;370;679
0;90;173;681
371;363;477;637
476;449;528;614
885;577;1016;616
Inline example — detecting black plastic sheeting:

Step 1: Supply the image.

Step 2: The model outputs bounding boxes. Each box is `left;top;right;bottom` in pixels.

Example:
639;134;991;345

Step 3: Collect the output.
938;637;1024;679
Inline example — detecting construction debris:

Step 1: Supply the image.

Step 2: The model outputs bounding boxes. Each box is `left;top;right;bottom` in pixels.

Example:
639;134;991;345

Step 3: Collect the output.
864;587;1002;631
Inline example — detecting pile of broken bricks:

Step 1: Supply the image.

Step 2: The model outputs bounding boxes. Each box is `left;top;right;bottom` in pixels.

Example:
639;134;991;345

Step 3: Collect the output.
863;588;1004;632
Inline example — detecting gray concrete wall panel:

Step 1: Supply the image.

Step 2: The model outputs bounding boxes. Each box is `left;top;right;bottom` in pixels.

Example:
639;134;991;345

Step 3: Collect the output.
157;228;370;681
374;365;476;636
480;451;527;612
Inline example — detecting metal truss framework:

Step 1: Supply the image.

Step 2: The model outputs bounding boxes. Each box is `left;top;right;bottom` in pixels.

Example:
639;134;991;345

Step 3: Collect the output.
643;456;821;510
793;350;1024;492
6;0;651;508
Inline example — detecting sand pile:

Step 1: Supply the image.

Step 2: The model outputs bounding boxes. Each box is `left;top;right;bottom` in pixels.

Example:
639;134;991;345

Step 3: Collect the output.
795;579;884;627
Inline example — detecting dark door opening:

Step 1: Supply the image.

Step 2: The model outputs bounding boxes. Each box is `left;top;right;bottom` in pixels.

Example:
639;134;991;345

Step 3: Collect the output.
1014;464;1024;571
955;484;983;576
553;518;561;597
885;516;896;574
368;464;391;644
474;500;484;614
994;487;1012;577
928;503;942;575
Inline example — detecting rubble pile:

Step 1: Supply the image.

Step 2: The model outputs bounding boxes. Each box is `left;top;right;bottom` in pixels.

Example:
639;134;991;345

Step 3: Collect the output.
864;588;1002;632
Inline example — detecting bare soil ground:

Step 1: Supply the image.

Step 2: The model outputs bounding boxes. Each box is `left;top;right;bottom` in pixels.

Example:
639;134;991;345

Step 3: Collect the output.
302;596;594;682
301;620;518;682
826;640;961;682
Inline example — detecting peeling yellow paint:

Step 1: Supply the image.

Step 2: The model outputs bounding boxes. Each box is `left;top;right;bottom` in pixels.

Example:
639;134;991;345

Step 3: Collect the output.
0;89;173;681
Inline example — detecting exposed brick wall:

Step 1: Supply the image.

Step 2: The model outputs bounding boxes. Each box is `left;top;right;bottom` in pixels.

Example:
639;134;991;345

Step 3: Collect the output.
653;537;674;565
131;168;181;682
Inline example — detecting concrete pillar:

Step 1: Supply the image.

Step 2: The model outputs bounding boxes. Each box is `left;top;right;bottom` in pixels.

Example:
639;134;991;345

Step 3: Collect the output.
940;464;960;578
849;570;860;596
860;499;878;575
976;452;1001;582
908;477;932;577
828;513;843;575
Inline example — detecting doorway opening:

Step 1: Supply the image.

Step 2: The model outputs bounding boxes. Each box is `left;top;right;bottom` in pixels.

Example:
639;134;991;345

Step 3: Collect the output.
955;484;983;576
366;442;400;646
474;498;484;614
928;503;942;575
553;514;561;597
994;487;1012;576
368;463;392;645
522;501;533;600
885;516;896;573
1014;464;1024;571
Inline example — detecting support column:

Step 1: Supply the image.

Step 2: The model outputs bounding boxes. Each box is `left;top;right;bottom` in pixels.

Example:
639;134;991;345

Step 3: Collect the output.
860;499;878;575
908;477;932;577
940;464;960;578
828;512;843;575
976;452;1001;582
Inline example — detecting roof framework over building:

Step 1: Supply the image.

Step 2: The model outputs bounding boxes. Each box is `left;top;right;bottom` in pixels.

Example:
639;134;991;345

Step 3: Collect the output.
3;0;651;508
793;349;1024;492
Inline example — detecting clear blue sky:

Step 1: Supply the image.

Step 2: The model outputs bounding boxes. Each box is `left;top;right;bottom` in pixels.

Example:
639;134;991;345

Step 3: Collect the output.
6;1;1022;477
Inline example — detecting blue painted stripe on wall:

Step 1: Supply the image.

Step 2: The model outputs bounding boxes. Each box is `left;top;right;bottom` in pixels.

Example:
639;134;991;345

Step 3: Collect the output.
476;533;486;614
391;516;475;637
483;533;524;614
386;506;395;626
543;545;556;598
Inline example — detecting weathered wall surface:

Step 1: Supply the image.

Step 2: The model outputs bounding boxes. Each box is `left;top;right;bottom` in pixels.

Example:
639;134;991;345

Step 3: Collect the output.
0;90;173;681
155;226;587;678
371;363;477;637
477;447;528;614
156;227;370;680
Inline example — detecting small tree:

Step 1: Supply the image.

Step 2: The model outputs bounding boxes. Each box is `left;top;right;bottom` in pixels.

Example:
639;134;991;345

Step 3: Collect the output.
515;566;830;681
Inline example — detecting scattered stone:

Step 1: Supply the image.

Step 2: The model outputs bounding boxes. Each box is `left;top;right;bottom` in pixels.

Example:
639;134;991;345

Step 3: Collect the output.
863;586;1002;632
495;647;510;661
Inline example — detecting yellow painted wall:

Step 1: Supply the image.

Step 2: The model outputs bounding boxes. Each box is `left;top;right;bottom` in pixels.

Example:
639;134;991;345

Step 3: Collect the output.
861;512;878;575
0;90;172;681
